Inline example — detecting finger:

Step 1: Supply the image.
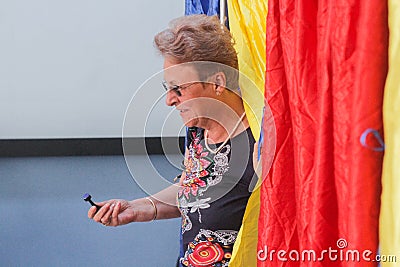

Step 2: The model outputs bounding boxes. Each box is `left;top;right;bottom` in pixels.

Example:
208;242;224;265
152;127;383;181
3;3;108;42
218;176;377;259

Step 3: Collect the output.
253;142;258;159
101;203;115;225
93;203;111;223
110;202;121;226
253;141;259;153
88;206;98;219
94;201;107;206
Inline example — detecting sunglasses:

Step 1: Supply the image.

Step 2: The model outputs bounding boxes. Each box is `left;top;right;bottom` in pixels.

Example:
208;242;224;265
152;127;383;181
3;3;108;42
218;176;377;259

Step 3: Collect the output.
162;80;199;97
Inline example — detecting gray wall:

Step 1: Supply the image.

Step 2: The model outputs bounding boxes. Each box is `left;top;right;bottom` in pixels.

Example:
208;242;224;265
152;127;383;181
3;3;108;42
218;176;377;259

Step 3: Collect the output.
0;0;185;139
0;155;182;266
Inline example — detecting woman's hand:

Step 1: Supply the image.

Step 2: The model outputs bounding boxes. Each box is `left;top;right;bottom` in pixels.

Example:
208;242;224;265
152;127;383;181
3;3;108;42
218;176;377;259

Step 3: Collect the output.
88;198;154;227
253;141;262;178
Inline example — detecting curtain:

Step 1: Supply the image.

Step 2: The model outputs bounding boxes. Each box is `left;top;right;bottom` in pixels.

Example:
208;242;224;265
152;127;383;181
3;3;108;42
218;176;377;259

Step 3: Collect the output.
185;0;229;27
185;0;220;16
259;0;388;266
379;0;400;265
227;1;268;266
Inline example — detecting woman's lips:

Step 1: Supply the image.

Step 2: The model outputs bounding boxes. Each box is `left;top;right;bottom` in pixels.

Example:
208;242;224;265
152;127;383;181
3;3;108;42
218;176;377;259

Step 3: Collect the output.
178;108;189;113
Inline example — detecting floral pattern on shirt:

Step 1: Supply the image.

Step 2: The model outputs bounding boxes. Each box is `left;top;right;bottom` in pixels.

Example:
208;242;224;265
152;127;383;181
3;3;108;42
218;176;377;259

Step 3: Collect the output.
180;229;237;267
178;130;230;233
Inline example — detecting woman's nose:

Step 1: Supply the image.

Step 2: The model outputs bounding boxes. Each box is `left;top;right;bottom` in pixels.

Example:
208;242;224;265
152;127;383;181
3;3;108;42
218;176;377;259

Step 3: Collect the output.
165;90;178;106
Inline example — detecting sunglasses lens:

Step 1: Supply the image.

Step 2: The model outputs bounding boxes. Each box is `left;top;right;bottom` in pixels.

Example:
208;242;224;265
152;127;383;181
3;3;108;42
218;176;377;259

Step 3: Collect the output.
162;81;182;96
162;81;169;91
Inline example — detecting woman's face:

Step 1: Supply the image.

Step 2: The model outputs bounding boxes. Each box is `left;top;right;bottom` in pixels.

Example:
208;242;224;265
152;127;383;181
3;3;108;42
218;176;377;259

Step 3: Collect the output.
163;58;215;128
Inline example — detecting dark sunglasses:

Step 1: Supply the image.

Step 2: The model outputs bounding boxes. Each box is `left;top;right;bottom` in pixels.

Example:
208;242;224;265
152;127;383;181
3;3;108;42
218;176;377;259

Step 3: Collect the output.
162;80;199;97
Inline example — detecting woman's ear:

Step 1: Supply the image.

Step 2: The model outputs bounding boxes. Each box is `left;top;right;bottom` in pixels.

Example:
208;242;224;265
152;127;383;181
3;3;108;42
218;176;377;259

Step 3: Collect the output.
212;72;227;95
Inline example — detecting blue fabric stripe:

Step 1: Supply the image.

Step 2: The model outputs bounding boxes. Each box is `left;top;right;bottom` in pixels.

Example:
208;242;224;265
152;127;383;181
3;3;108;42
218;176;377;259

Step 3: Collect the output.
185;0;229;28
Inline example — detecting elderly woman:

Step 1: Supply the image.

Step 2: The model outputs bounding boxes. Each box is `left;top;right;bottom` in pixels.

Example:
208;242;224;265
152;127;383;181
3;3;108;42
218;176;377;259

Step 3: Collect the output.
88;15;257;267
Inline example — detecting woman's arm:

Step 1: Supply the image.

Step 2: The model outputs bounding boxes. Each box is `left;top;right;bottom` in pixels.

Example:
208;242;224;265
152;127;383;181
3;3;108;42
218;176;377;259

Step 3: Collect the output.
88;182;182;226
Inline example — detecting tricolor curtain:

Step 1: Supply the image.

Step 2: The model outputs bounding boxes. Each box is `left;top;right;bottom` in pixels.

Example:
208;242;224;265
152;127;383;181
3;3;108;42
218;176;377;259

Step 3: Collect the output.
259;1;388;267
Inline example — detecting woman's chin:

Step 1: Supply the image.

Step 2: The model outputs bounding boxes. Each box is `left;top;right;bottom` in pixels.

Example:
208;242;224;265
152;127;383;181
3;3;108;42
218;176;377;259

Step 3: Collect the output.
182;118;198;128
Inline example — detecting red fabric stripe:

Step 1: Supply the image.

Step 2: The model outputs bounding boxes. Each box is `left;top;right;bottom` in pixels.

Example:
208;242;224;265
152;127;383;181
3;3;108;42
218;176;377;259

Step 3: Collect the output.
258;0;388;266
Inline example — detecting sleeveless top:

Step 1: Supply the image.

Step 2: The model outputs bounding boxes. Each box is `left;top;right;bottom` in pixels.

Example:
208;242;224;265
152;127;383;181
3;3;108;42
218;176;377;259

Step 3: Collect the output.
178;127;256;267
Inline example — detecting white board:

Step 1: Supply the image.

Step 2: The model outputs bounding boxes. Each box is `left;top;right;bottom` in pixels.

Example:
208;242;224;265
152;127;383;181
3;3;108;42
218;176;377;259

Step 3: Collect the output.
0;0;185;138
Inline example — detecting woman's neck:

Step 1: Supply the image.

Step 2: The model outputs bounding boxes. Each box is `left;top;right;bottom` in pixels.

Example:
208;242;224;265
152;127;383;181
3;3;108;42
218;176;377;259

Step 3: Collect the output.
204;111;248;144
202;91;249;144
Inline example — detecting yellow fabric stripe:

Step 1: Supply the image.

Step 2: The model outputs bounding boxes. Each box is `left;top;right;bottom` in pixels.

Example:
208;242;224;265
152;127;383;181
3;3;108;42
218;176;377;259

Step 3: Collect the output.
379;0;400;265
228;0;267;139
227;1;267;266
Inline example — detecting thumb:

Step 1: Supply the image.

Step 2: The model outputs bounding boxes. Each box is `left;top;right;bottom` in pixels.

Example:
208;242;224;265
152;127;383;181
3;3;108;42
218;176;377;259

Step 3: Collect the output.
88;205;98;219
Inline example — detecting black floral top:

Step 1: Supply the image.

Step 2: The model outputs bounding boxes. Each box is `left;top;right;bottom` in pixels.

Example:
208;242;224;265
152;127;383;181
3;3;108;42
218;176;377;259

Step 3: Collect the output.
178;127;256;267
